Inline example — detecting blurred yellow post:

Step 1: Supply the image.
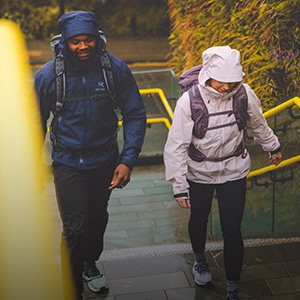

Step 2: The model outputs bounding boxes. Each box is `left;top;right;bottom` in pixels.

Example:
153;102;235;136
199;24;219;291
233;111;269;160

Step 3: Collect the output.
0;20;74;300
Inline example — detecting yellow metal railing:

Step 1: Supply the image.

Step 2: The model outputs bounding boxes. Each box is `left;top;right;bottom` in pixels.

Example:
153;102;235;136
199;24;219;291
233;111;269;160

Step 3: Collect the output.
247;155;300;179
140;88;174;120
247;96;300;179
262;96;300;119
118;117;171;130
118;88;173;130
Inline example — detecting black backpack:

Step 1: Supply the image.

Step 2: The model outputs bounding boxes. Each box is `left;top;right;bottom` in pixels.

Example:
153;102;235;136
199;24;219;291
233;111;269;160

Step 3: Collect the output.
50;30;117;112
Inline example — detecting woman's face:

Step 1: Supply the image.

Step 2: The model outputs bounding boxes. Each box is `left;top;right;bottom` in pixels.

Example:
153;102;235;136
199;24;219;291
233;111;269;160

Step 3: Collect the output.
210;79;237;93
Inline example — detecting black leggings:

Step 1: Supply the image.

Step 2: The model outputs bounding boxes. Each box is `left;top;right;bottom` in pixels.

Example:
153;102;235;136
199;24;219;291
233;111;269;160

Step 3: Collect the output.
188;177;246;281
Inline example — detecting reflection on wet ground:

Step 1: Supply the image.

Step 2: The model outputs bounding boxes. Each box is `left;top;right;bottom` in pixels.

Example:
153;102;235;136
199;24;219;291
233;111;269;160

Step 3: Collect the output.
106;164;190;249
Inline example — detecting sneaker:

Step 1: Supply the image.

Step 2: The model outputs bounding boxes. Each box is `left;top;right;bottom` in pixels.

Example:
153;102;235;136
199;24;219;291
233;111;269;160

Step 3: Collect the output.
192;260;212;285
226;290;241;300
82;261;108;293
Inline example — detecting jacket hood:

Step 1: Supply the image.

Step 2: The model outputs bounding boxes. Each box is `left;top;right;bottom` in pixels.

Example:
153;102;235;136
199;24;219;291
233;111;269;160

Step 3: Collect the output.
58;11;103;71
59;11;100;42
198;46;245;86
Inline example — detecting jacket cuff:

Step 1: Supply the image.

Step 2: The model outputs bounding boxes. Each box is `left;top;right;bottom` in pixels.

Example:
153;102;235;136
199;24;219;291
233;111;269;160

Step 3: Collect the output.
270;147;281;156
174;192;189;199
117;159;134;171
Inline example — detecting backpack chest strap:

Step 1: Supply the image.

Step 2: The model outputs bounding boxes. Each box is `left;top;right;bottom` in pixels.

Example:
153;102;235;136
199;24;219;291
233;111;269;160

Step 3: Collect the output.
62;92;112;103
189;85;248;138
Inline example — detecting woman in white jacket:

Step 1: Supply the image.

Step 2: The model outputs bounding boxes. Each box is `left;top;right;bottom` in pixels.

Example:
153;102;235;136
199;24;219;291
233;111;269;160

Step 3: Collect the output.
164;46;282;300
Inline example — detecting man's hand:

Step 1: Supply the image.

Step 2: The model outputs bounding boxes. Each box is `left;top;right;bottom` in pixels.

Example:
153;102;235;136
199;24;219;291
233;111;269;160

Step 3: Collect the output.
176;198;190;209
269;152;282;166
109;164;131;190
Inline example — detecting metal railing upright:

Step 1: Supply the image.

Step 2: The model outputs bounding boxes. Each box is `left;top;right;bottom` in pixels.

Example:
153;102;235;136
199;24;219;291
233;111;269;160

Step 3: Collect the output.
118;88;173;130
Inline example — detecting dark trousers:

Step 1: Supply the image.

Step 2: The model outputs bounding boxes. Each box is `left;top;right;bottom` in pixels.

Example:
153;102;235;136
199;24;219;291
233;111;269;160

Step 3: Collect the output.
53;161;115;299
188;177;246;281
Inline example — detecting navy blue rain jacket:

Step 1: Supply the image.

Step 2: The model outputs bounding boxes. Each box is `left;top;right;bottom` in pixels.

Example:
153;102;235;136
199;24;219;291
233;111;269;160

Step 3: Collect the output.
34;11;146;170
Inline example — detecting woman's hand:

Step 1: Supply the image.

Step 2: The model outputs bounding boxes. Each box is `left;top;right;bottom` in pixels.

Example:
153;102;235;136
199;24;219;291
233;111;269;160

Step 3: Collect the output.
176;198;190;208
269;152;282;166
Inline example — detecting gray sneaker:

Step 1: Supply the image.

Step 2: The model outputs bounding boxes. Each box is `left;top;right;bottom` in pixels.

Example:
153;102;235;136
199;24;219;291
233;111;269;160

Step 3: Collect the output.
192;260;212;285
226;290;241;300
82;262;108;293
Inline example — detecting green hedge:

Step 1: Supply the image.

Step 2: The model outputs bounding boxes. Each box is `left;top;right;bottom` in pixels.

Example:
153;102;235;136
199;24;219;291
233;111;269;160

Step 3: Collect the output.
93;0;170;37
0;0;170;39
167;0;300;109
0;1;60;39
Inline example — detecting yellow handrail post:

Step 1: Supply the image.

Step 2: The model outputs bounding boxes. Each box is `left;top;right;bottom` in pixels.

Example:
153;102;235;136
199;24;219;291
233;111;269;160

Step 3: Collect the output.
118;88;173;131
140;88;174;120
0;20;72;300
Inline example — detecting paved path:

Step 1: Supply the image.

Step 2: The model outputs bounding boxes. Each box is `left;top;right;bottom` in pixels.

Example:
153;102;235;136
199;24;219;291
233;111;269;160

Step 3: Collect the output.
106;164;190;249
44;164;300;300
92;240;300;300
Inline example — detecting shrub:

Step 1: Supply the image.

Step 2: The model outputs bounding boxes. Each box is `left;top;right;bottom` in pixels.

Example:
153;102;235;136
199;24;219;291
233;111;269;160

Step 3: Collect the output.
0;1;59;40
0;0;170;39
167;0;300;109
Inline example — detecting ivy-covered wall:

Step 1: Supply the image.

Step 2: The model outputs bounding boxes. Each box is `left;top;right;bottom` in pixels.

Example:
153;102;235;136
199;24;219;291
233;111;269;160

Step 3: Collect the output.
167;0;300;109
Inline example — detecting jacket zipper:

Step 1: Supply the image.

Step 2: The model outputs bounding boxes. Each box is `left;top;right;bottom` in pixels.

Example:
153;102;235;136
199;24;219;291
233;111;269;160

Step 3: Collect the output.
80;75;87;169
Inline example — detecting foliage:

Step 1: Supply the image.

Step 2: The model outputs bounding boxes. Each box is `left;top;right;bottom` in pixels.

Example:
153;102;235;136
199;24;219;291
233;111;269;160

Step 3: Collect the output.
0;0;60;39
66;0;170;37
167;0;300;109
0;0;170;39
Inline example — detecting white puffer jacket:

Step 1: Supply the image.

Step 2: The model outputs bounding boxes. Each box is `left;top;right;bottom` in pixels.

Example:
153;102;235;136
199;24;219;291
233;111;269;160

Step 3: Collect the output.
164;46;280;197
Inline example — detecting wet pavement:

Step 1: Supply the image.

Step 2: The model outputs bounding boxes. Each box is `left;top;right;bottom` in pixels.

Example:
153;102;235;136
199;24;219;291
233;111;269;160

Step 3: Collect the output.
44;163;300;300
91;241;300;300
28;37;300;300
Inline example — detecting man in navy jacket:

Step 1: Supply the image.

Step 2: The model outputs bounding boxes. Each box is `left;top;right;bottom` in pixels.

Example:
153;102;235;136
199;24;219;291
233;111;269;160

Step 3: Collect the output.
34;11;146;300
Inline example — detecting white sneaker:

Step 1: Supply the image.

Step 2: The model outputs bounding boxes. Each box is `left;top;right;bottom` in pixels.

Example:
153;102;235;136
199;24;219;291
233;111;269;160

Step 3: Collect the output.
192;260;213;285
82;262;108;293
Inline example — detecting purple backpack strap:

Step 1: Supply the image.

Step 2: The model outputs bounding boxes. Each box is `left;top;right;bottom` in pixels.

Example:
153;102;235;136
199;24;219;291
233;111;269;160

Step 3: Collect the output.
188;85;209;139
188;142;247;163
232;84;250;130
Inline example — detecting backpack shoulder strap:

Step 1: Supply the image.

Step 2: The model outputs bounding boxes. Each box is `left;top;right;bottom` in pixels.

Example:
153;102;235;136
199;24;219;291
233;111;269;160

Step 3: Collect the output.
232;84;250;130
50;34;65;112
54;51;65;112
99;50;117;109
188;85;209;139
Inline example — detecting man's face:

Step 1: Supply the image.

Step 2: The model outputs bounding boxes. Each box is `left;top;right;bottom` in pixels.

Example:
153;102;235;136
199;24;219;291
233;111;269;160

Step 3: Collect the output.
67;34;97;61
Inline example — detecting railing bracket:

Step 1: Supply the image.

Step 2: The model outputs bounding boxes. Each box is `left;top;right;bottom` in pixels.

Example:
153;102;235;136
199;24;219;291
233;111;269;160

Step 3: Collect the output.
287;106;300;119
268;170;294;184
272;125;286;134
254;176;269;188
